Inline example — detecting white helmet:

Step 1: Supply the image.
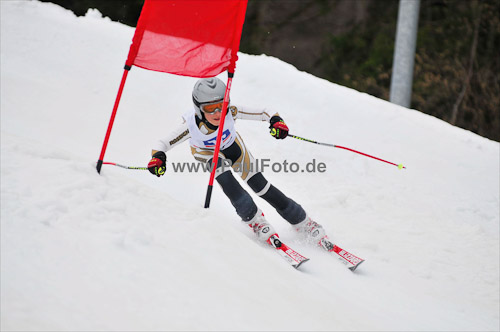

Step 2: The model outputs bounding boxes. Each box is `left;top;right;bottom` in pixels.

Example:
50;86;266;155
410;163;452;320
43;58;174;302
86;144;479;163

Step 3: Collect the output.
192;77;226;119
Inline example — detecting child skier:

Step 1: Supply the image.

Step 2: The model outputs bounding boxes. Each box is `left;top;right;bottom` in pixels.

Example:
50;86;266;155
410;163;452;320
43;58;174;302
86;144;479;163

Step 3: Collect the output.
148;77;327;246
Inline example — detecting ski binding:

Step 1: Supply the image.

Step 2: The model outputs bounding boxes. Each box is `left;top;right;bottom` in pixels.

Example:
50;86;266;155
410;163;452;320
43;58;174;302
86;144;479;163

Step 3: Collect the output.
268;234;309;269
319;237;364;271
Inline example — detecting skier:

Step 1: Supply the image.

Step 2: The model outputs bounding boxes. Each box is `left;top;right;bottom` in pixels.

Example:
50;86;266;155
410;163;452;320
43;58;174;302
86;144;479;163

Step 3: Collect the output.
147;77;327;246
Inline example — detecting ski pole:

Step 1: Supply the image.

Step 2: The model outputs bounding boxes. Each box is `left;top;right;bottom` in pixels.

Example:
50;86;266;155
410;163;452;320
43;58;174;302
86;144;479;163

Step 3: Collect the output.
101;162;148;170
289;134;406;169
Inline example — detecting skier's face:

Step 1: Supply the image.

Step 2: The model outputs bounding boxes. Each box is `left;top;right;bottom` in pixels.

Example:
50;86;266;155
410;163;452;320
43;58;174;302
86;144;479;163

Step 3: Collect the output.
204;110;222;126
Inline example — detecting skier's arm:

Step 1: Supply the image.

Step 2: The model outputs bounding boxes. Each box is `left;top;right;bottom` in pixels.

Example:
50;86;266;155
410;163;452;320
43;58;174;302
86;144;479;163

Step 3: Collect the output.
232;104;289;139
151;122;190;156
231;104;280;122
148;122;190;176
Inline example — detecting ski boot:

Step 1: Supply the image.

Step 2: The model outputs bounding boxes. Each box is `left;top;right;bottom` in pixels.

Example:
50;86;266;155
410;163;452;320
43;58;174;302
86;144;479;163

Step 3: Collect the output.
246;209;277;244
295;216;326;245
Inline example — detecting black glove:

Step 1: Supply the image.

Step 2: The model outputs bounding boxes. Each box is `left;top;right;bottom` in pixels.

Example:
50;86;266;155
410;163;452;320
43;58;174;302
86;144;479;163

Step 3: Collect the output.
148;151;166;177
269;115;289;139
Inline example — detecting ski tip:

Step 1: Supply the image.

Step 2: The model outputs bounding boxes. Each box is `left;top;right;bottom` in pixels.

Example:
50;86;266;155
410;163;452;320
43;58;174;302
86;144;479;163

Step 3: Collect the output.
348;259;365;272
294;258;310;269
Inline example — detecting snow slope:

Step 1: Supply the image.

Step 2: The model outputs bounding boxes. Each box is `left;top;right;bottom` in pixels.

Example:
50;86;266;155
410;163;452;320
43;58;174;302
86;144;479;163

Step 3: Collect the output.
1;1;499;331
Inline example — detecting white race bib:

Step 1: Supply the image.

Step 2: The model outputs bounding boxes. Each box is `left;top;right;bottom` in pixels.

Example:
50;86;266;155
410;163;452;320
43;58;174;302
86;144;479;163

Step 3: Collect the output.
183;110;236;150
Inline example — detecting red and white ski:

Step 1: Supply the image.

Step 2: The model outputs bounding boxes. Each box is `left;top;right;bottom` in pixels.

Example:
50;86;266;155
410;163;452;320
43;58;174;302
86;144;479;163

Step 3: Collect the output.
319;237;364;271
268;234;309;269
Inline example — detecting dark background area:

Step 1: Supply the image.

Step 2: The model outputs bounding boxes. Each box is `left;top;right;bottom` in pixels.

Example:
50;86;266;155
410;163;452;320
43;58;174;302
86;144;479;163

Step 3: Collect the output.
41;0;500;141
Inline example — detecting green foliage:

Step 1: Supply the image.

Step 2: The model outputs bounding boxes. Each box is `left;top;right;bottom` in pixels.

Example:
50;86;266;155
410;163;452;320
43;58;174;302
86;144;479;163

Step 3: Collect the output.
40;0;144;26
412;0;500;139
319;1;398;100
319;0;499;141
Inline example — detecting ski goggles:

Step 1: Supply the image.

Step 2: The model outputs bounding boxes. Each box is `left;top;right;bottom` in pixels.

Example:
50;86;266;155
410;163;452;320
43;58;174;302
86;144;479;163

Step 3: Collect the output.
200;100;226;114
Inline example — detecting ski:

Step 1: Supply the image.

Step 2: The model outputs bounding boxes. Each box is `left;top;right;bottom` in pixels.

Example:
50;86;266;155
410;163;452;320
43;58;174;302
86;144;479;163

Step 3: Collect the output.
268;234;309;269
319;237;364;271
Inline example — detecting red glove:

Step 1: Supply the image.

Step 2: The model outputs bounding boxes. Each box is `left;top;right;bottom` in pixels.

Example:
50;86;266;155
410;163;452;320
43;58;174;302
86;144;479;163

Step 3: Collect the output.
269;115;289;139
148;151;166;177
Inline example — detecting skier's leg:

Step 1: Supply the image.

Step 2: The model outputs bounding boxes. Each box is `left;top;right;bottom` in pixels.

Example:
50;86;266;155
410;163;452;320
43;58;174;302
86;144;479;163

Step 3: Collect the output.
217;135;326;244
214;167;257;222
223;134;307;224
191;145;276;242
215;169;276;242
219;132;257;182
221;134;305;224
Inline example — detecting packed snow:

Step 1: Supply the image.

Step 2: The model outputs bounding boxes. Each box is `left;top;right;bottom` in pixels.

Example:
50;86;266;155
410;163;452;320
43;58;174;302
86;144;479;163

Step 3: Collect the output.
1;1;499;331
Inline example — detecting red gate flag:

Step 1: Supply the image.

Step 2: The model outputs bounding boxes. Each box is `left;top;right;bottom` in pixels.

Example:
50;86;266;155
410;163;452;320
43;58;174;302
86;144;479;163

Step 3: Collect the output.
97;0;248;175
126;0;248;76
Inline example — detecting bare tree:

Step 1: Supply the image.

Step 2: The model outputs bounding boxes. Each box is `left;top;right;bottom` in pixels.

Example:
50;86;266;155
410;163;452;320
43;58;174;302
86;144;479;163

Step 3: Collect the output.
450;2;481;125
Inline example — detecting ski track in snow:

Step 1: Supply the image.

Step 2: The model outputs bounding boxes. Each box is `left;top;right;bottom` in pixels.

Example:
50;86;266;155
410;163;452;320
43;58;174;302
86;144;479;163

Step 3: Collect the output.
1;1;499;331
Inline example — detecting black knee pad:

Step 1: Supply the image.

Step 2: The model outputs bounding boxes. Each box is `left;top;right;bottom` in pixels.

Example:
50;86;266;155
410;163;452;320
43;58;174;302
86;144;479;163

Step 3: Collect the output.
275;199;306;225
261;185;306;225
232;194;258;222
216;171;257;221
